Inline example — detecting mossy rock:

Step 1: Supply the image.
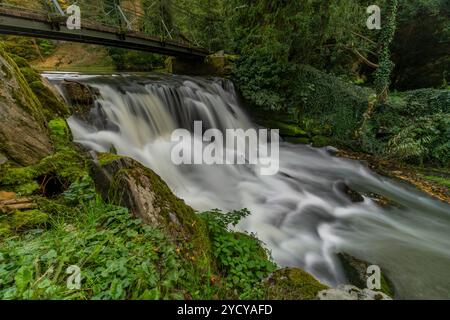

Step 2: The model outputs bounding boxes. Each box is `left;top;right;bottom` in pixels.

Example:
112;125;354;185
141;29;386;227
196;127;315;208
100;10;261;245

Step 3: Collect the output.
0;164;39;187
265;268;328;300
19;67;41;84
0;118;87;195
284;137;310;145
15;182;40;196
0;47;52;166
48;118;72;148
29;81;69;119
90;154;213;274
261;120;308;137
337;253;395;298
98;152;124;166
0;209;48;235
9;54;29;69
11;209;48;231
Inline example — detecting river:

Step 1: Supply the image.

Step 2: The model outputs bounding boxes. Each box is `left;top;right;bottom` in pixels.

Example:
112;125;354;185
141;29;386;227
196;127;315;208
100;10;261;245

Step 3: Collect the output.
44;72;450;299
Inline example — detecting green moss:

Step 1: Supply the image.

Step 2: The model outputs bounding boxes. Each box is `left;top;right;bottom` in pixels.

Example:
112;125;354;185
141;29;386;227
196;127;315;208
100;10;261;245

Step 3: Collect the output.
0;119;86;193
0;209;49;237
29;81;69;119
15;182;40;196
301;118;333;137
0;222;11;237
1;48;68;123
19;67;41;84
265;268;328;300
284;137;310;144
98;153;124;166
9;54;29;68
11;210;48;231
312;136;331;147
48;118;71;148
38;150;86;182
380;274;395;298
0;48;47;126
0;165;38;186
262;120;308;137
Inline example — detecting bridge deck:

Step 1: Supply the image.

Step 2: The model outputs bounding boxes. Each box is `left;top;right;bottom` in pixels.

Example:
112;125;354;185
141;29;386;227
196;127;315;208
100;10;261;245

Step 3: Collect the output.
0;6;209;59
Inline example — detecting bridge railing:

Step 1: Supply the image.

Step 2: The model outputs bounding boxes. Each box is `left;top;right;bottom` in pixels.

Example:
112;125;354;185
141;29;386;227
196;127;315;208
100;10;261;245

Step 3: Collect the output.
0;0;206;51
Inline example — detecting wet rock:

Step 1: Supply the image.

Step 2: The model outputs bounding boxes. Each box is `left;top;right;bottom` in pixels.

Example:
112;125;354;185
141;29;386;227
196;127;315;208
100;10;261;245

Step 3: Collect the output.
338;252;395;297
317;285;392;300
0;49;52;165
336;182;364;203
265;268;328;300
61;80;97;106
60;81;99;121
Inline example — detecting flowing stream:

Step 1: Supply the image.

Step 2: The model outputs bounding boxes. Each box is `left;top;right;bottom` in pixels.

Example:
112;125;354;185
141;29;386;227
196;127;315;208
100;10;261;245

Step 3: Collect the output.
44;72;450;299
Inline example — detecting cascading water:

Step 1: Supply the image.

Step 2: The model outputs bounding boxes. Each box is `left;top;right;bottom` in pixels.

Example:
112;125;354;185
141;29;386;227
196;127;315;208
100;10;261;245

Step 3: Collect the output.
45;72;450;299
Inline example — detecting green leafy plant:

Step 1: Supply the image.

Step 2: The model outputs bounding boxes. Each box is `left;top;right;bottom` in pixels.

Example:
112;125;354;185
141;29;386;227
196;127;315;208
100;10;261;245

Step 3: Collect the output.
0;197;192;300
63;175;97;205
387;113;450;165
200;209;277;299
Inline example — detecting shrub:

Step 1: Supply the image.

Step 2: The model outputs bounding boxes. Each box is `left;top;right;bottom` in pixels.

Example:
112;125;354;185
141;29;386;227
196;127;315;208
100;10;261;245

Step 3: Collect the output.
200;209;277;299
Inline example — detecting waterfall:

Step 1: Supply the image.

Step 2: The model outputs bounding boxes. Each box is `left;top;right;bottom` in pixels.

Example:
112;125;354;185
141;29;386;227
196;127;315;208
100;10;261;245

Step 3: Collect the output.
45;72;450;299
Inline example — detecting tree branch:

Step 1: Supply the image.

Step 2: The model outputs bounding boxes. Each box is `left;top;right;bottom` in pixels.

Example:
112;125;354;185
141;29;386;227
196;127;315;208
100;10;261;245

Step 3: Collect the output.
344;45;379;69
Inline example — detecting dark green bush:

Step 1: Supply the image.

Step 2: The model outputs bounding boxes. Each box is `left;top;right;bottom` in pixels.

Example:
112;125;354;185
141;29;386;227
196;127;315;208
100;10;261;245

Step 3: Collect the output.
361;89;450;166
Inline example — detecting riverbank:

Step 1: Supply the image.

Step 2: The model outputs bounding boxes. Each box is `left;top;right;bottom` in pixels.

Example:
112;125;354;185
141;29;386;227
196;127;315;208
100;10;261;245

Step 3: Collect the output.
335;149;450;204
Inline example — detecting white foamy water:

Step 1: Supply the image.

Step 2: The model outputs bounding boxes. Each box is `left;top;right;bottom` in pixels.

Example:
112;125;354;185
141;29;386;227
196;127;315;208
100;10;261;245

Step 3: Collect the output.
45;73;450;299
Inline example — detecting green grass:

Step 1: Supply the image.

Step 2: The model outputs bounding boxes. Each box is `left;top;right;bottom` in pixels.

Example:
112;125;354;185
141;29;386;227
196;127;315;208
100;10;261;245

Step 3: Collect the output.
0;186;278;300
425;176;450;188
0;197;198;300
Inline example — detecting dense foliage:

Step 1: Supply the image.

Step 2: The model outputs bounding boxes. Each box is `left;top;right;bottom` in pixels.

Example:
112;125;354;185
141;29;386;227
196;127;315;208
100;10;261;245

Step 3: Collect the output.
201;209;276;299
361;89;450;166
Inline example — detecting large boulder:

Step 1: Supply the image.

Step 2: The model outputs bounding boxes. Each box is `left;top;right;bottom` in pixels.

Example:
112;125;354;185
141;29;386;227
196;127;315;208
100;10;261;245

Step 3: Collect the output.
89;153;212;265
0;48;52;166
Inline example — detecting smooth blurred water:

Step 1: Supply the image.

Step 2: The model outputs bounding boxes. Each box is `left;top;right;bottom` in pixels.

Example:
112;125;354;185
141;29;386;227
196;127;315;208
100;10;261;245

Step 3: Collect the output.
45;72;450;299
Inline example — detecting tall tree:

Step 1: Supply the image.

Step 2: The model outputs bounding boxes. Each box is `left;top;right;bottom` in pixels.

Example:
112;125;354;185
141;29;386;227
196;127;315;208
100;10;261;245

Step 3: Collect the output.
374;0;398;102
